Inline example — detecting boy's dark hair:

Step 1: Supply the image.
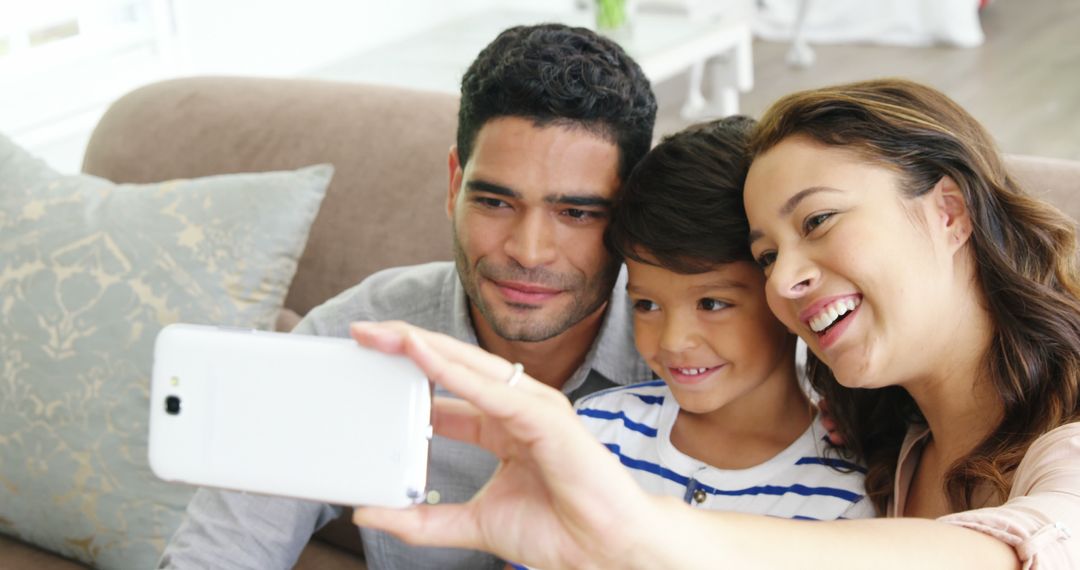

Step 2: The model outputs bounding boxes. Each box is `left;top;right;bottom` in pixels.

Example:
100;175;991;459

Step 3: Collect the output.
458;24;657;183
608;115;757;273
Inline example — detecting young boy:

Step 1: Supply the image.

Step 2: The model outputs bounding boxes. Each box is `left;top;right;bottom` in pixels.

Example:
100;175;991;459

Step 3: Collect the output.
579;116;875;520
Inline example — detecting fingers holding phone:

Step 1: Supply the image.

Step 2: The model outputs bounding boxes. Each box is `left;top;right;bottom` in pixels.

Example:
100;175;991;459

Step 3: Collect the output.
348;320;659;570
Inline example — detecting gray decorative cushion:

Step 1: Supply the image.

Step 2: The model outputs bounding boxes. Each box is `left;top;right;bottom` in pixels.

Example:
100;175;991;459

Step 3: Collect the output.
0;133;332;568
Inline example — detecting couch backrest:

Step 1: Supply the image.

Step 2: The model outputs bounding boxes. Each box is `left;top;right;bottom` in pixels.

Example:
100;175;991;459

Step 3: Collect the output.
82;77;1080;318
1004;154;1080;223
83;76;458;316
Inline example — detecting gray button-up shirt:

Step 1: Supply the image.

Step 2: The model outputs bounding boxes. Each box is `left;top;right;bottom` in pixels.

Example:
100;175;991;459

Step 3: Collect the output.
158;261;652;569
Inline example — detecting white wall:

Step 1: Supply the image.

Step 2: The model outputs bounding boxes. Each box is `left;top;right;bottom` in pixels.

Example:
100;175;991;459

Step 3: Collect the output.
3;0;573;173
170;0;498;76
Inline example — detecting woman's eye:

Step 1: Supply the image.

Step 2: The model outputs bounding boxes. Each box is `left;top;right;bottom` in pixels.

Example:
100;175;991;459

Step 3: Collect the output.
803;212;833;233
755;251;777;269
563;208;604;221
632;299;658;312
699;298;730;311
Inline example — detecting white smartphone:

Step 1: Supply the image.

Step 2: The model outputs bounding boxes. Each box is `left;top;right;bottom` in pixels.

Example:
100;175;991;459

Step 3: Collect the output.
148;323;431;508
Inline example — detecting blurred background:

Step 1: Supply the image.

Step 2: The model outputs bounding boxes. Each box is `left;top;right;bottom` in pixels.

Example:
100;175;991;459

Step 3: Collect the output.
1;0;1076;173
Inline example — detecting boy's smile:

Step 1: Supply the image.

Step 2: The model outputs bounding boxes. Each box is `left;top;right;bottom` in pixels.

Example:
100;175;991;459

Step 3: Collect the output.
668;363;727;386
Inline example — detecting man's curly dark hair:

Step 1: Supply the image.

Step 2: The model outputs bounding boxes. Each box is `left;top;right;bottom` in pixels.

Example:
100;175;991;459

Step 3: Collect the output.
457;23;657;183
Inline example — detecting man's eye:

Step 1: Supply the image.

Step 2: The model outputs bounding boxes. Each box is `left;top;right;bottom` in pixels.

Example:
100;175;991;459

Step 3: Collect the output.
475;197;508;208
699;299;730;311
632;299;658;312
804;212;833;233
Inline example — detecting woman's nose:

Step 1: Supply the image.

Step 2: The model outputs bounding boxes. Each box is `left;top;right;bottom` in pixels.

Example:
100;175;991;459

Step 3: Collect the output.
768;251;819;300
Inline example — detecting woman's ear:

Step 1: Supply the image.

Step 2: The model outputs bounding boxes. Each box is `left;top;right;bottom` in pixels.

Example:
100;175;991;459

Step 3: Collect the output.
931;175;973;252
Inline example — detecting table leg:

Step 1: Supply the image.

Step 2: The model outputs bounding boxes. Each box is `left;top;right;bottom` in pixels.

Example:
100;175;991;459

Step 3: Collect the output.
680;60;708;119
786;0;816;67
681;24;754;119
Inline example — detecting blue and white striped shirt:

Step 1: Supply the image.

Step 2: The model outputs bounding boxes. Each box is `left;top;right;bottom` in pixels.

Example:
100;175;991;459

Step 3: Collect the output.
574;381;876;521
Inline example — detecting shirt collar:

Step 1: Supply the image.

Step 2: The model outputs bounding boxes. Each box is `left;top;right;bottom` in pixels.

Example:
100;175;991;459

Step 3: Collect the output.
890;423;932;517
444;268;479;346
584;265;655;386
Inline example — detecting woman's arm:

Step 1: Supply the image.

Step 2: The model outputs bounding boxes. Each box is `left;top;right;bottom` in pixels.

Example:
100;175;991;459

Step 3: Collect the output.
639;502;1018;570
348;321;1021;570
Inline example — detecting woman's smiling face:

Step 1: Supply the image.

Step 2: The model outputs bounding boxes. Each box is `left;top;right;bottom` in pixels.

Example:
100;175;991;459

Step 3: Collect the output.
744;135;962;390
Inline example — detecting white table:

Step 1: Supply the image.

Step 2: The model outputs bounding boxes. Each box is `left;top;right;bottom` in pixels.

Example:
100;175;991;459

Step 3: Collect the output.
310;7;754;118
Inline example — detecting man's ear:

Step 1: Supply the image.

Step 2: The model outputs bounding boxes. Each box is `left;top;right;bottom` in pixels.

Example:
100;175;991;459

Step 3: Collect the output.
447;145;464;221
930;175;973;253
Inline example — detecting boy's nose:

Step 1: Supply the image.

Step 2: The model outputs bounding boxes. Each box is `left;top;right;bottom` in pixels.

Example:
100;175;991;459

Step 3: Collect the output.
658;315;699;353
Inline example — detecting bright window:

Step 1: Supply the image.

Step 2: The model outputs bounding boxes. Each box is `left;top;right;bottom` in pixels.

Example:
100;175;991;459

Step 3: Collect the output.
0;0;177;158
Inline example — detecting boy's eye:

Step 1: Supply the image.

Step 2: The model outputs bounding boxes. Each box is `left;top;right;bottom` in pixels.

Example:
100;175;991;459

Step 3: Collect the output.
803;212;834;233
632;299;659;312
699;298;730;311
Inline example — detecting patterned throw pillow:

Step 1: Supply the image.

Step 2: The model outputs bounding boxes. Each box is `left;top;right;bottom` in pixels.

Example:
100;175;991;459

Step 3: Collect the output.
0;133;332;568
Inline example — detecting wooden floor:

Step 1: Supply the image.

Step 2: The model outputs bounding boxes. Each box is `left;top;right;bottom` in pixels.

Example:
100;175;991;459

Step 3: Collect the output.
653;0;1080;160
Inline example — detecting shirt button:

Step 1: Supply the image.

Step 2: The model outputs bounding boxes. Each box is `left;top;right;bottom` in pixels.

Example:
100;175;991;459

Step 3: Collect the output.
692;489;707;504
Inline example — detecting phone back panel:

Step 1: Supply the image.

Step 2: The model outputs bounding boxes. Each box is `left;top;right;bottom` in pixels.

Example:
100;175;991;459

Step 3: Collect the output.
149;323;430;507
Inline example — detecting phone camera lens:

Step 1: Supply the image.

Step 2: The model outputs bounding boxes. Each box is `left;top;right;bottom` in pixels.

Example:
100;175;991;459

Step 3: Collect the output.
165;395;181;415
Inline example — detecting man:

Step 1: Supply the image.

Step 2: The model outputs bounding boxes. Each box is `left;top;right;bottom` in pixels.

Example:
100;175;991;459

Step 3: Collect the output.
158;23;658;569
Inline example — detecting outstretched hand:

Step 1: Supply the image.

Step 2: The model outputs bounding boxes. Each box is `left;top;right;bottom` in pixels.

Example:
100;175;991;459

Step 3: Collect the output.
348;321;657;570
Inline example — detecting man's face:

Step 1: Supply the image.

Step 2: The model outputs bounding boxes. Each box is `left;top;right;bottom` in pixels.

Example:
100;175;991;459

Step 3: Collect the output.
447;117;622;342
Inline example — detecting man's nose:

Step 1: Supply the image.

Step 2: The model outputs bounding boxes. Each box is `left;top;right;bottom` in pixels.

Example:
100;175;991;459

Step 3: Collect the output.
504;211;557;268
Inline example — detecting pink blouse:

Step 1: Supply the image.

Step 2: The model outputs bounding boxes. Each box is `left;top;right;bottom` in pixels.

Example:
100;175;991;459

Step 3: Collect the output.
889;422;1080;569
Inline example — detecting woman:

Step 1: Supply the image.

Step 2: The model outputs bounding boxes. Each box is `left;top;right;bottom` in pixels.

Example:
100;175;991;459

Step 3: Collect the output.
349;79;1080;569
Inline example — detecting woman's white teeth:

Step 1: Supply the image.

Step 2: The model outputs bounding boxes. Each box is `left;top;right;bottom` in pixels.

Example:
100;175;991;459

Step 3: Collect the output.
676;367;709;375
809;298;860;333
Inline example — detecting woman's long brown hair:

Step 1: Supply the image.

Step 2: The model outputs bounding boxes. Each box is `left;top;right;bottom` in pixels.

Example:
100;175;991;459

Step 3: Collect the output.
749;79;1080;514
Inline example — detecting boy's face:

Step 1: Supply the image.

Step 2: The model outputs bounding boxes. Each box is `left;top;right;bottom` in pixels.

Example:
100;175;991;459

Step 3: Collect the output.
626;258;796;415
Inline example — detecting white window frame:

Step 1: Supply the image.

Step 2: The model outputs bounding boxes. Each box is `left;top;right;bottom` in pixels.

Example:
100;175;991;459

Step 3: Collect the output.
0;0;179;172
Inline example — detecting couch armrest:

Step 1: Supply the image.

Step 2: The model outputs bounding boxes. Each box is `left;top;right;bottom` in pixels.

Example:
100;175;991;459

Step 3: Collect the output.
0;534;88;569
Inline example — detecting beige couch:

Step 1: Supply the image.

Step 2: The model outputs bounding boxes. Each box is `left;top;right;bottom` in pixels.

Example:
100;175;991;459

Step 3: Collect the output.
2;76;1078;568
